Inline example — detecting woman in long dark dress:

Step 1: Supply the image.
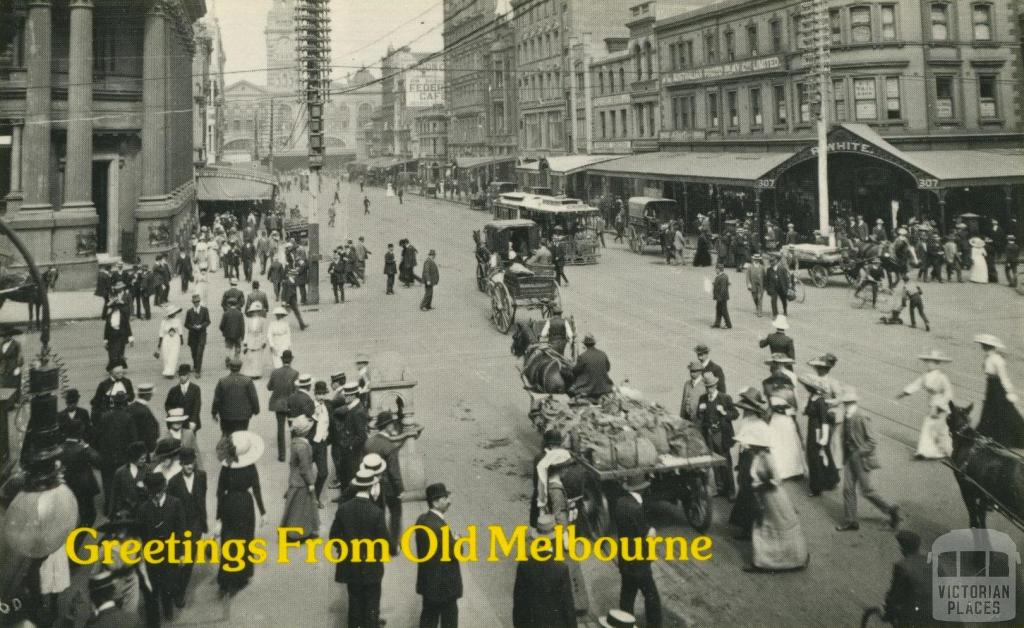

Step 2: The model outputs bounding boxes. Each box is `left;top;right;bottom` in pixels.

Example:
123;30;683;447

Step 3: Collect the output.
974;334;1024;448
799;375;839;496
694;229;713;267
730;387;772;540
399;240;419;287
215;431;266;595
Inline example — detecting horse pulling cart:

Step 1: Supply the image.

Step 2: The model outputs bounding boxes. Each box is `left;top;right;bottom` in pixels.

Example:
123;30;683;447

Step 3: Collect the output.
490;268;560;334
522;386;726;537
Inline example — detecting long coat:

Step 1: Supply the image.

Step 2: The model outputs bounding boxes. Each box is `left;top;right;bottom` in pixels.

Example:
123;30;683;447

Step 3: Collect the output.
759;332;795;361
329;496;390;584
414;510;463;602
167;470;208;536
267;365;299;413
137;495;186;592
713;272;730;301
422;258;440;286
211;373;260;424
512;553;577;628
93;408;138;471
613;493;652;576
765;264;791;296
127;401;160;452
165;382;202;431
570;347;613;398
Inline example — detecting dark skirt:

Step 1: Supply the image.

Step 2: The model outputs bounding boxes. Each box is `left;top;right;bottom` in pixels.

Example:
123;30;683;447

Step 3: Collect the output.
694;237;713;267
806;436;839;495
218;490;256;590
978;375;1024;448
281;486;319;539
729;449;757;533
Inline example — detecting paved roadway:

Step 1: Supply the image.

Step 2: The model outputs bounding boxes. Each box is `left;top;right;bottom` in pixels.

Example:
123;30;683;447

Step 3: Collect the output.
30;177;1023;626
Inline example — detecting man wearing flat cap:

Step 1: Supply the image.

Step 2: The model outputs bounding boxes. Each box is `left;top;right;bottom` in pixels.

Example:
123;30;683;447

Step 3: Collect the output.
416;483;463;628
211;356;260;435
138;472;185;623
679;361;706;424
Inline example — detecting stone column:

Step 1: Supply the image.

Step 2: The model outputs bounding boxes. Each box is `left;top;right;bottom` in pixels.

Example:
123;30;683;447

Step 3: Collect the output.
21;0;52;210
142;2;168;197
63;0;95;211
7;124;22;196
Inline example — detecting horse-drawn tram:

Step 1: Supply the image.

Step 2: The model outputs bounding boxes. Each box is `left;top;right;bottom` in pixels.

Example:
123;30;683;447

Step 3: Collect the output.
493;193;601;265
473;220;561;333
520;378;727;536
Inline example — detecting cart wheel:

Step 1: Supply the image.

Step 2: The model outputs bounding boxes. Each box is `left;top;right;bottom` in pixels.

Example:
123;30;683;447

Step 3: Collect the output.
810;265;829;288
476;264;487;292
582;480;611;539
844;268;858;286
683;473;713;532
629;229;641;254
494;284;515;334
793;279;807;304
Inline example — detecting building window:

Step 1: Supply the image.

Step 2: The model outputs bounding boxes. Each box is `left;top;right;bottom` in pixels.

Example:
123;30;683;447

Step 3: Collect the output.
668;43;677;71
684;41;694;67
620;109;627;137
935;76;955;118
773;84;787;124
727;90;738;127
750;87;763;126
609;110;617;137
684;96;695;129
600;111;607;138
854;78;877;119
770;20;782;52
747;24;758;56
598;72;605;94
972;4;992;41
791;13;802;49
619;67;626;91
636;105;644;136
93;18;119;74
881;5;897;41
829;9;842;45
885;77;901;119
647;103;655;135
634;46;643;80
705;32;717;63
978;75;997;118
850;6;872;43
707;92;719;129
798;84;812;123
725;30;735;61
833;78;846;121
931;4;950;41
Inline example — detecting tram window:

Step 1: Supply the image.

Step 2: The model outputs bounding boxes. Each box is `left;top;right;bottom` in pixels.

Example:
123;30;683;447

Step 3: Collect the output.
960;551;987;577
989;551;1009;578
938;551;958;577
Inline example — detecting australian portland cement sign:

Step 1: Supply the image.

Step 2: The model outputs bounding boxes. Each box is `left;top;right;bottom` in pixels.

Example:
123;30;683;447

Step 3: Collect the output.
664;55;784;86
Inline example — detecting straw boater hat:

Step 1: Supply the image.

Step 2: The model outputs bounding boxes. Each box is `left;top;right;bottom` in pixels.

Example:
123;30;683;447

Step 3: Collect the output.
765;353;794;365
973;334;1005;350
360;453;387;476
220;431;265;468
165;304;182;318
772;315;790;330
166;408;188;425
246;301;263;314
917;349;952;363
350;468;379;488
599;609;638;628
734;421;772;449
273;306;288;317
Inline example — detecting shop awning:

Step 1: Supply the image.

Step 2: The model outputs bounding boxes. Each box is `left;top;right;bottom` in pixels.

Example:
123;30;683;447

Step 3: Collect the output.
516;154;623;176
196;166;278;202
365;156;418;170
588;151;792;187
901;149;1024;188
454;156;516;169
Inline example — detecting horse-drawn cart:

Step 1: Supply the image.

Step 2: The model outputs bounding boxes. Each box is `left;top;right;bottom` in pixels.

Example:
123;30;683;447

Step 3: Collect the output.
789;243;857;288
490;268;560;334
523;387;726;536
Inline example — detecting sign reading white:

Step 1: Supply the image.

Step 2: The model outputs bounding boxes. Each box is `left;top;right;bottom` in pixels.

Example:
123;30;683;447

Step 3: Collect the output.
665;56;783;85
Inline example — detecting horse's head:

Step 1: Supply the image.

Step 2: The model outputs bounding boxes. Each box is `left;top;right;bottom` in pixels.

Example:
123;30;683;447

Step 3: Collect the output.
947;401;975;443
510;322;532;357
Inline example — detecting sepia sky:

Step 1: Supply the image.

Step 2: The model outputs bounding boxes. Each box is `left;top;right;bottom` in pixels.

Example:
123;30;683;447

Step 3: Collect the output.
213;0;446;86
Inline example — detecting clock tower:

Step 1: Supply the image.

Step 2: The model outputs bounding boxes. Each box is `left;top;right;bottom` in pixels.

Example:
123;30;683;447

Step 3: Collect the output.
265;0;298;94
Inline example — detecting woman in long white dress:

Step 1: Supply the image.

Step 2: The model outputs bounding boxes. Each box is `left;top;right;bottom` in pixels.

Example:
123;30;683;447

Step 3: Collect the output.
207;236;221;272
194;237;209;267
155;305;184;378
969;237;988;283
193;265;209;305
766;396;807;480
267;306;292;369
898;349;954;459
241;302;268;379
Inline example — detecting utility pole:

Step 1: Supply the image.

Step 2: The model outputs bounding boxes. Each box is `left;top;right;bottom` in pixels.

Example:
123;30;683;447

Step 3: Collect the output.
800;0;832;243
295;0;331;305
269;96;275;166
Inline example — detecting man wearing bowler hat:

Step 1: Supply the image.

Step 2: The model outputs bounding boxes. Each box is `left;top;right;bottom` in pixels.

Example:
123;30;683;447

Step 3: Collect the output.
167;447;207;606
184;293;210;378
165;364;202;432
103;285;134;366
695;371;738;498
614;476;661;628
711;263;732;329
679;361;707;423
211;356;260;435
416;483;463;628
268;350;299;461
694;343;726;393
330;469;390;628
138;472;185;623
420;249;440;311
332;382;370;490
570;334;613;401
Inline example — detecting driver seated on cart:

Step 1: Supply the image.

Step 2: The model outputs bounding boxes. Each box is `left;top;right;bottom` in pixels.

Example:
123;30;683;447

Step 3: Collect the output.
526;239;553;266
570;334;614;402
539;305;573;356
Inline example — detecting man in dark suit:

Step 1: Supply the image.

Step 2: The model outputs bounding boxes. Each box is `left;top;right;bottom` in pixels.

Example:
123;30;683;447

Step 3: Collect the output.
91;359;135;421
128;383;160;452
835;389;901;531
60;418;102;526
152;254;172;306
415;483;462;628
166;447;207;606
94;392;139;501
165;364;202;432
221;278;245;312
103;290;134;366
758;316;795;367
695;372;738;498
211;356;260;434
614;477;662;628
241;241;257;282
279;269;309;330
329;470;390;628
287;373;317;420
512;514;576;628
244;281;269;314
268;350;300;461
105;441;148;517
58;388;92;444
420;249;440;311
184;293;210;377
711;263;732;329
570;334;613;400
331;382;369;491
765;253;790;317
220;300;245;362
694;343;726;394
137;472;185;622
883;530;932;627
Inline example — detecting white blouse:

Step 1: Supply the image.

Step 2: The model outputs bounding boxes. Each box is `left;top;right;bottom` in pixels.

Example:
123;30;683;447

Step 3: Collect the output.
984;352;1016;399
903;368;954;411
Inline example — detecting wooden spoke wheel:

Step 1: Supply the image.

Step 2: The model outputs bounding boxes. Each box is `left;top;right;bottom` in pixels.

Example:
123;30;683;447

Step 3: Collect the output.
491;283;515;334
810;265;829;288
682;472;713;532
581;479;611;539
792;279;807;304
629;228;642;254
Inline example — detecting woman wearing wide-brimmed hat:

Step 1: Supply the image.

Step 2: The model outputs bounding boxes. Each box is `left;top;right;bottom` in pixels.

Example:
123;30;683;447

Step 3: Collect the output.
155;304;184;378
267;306;292;369
799;375;839;495
973;334;1024;447
241;301;267;379
737;421;809;573
280;416;319;540
215;431;266;595
968;236;988;283
898;349;954;459
730;387;770;539
539;448;590;615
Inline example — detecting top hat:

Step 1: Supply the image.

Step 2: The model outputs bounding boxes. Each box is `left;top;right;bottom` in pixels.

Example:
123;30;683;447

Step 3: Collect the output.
425;482;451;503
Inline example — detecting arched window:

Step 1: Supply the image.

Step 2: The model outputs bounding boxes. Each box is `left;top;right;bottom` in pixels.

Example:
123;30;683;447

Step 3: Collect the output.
645;41;654;79
634;44;642;80
619;67;626;91
337;104;350;129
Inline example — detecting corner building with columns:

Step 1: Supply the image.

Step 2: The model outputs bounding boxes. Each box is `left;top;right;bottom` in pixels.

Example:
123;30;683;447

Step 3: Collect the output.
0;0;207;288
